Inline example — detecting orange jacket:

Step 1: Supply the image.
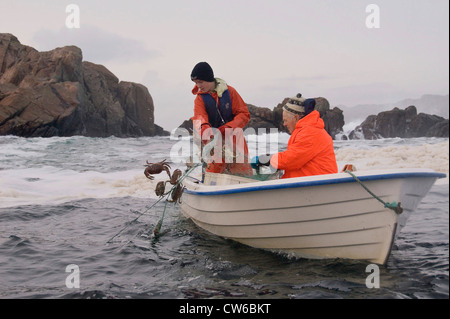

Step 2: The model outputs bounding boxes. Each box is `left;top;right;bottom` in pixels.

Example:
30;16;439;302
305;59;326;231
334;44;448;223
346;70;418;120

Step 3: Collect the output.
270;110;338;179
191;84;250;130
191;80;252;176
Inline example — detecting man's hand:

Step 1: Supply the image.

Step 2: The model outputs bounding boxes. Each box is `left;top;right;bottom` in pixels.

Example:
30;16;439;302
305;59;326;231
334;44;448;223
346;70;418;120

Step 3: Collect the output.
217;124;231;137
250;154;273;170
201;123;214;145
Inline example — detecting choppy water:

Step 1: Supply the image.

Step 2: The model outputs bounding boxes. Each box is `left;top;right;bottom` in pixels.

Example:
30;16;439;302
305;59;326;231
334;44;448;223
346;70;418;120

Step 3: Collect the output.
0;135;448;299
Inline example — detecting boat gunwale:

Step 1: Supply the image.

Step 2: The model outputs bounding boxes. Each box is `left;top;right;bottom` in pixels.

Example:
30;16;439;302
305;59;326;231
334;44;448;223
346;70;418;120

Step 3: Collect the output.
183;170;446;196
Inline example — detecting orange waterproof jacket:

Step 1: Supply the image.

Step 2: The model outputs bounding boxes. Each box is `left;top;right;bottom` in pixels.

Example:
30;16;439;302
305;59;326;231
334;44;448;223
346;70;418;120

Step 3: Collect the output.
191;82;250;130
270;110;338;179
191;79;252;175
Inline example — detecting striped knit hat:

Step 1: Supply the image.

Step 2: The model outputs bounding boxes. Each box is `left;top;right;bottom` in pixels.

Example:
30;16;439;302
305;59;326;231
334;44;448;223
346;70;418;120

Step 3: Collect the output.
283;94;316;116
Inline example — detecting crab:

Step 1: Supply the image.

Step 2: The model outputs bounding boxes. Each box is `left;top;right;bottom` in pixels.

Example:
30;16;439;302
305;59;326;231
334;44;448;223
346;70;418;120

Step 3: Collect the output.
168;183;184;203
144;159;171;180
169;169;182;185
155;181;166;197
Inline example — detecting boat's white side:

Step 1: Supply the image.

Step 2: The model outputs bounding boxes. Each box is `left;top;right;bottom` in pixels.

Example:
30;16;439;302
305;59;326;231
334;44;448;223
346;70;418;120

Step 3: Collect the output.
179;168;445;264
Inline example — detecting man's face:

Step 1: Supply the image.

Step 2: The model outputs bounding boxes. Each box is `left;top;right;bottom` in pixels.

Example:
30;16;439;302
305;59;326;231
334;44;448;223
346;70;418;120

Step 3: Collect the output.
193;79;215;93
282;110;300;134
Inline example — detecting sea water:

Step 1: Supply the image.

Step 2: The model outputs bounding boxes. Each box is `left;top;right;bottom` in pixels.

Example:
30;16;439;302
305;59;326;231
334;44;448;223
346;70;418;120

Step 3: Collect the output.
0;134;448;299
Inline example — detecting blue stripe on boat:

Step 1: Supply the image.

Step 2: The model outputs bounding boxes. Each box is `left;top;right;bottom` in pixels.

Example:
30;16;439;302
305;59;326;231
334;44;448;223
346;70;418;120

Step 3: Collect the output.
184;172;446;196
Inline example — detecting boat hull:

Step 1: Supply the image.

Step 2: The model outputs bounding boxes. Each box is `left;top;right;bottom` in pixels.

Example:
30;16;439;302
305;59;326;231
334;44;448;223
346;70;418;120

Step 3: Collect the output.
180;169;444;264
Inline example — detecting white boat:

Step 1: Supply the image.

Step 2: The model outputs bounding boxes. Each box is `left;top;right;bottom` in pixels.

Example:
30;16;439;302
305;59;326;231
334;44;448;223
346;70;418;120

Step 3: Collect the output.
179;168;446;264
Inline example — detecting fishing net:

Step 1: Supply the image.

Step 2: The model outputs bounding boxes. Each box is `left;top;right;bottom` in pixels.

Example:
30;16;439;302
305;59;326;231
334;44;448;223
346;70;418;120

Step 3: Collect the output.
196;134;282;182
249;168;282;181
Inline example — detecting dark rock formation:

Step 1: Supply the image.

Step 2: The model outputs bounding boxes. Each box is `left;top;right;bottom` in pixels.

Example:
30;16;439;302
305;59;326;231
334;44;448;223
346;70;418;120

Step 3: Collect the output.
0;33;168;137
349;105;449;139
408;113;449;137
246;104;277;131
177;118;194;134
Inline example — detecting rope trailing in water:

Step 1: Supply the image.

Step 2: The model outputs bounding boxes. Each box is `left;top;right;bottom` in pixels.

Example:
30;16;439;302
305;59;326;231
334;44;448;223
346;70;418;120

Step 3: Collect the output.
106;163;202;243
153;200;169;236
152;163;202;236
106;192;167;244
345;170;403;215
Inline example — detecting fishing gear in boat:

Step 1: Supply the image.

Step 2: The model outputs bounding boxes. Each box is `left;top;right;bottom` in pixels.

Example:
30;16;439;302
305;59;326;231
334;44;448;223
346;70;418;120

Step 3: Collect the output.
202;133;280;181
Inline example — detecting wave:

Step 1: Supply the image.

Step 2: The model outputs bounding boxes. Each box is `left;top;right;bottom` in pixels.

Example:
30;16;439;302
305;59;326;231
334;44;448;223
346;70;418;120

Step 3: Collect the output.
0;136;447;208
335;140;448;180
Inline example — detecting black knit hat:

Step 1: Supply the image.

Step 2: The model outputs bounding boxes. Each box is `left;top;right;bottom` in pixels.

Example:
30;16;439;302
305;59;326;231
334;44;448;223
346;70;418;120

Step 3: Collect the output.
191;62;214;82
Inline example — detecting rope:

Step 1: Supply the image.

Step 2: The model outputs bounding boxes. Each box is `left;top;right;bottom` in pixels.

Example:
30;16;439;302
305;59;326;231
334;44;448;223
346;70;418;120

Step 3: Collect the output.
106;163;202;243
152;163;202;236
153;200;169;236
106;191;167;244
345;170;403;215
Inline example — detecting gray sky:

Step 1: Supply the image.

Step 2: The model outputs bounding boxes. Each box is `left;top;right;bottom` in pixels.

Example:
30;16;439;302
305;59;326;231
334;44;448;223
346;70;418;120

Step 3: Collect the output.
1;0;448;130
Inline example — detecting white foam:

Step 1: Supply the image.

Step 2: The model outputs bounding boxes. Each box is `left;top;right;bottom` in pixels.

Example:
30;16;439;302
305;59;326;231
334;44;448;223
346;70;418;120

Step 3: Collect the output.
0;136;447;208
335;140;449;184
0;167;161;208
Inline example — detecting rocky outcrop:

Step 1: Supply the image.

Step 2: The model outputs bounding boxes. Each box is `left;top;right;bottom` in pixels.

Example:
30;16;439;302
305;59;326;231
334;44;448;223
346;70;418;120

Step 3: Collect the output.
348;105;449;139
0;33;168;137
178;96;345;139
246;104;277;131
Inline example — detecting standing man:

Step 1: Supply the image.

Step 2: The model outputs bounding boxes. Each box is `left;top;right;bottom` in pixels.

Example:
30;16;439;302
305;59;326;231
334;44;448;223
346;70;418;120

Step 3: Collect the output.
251;94;338;178
190;62;252;176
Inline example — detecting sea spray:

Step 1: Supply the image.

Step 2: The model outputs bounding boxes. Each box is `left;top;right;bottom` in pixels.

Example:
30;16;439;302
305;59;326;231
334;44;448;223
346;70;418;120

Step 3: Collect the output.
0;136;448;208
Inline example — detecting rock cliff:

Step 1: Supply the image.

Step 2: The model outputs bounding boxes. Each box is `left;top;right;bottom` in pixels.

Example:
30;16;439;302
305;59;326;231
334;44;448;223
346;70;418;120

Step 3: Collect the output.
348;105;449;139
0;33;168;137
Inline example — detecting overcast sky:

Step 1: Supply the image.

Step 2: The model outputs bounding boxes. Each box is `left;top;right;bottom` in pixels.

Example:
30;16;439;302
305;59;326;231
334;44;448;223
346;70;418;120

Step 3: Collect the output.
1;0;448;130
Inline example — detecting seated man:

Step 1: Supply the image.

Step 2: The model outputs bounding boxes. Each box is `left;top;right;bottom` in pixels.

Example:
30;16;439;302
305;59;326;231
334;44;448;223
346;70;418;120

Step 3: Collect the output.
252;94;338;179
